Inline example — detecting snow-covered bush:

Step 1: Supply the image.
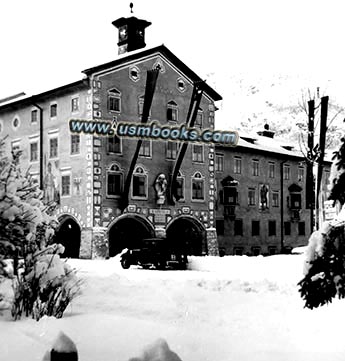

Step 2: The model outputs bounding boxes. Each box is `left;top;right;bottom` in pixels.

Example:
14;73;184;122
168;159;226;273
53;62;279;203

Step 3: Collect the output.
299;136;345;309
0;139;81;320
11;245;82;320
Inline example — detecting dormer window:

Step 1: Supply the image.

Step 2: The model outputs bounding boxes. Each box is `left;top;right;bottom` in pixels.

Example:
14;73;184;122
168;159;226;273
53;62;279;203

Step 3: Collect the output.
167;101;178;122
108;88;121;112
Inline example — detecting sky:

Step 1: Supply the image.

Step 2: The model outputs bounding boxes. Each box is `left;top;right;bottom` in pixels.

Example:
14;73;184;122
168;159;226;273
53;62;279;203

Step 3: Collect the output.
1;0;345;129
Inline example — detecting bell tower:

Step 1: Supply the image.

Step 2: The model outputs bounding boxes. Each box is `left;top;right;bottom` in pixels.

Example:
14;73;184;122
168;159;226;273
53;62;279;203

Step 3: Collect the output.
112;3;151;55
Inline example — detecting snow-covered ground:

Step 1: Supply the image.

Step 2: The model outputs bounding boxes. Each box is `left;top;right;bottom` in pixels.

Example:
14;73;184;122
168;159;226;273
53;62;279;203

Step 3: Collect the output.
1;253;345;361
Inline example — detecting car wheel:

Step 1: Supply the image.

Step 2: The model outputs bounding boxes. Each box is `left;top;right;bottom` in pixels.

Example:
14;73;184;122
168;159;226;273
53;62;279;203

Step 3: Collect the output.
155;260;166;270
121;258;131;269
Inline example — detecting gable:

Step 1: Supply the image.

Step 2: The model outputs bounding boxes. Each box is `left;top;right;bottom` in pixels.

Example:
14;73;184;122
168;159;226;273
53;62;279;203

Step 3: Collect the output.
82;45;222;102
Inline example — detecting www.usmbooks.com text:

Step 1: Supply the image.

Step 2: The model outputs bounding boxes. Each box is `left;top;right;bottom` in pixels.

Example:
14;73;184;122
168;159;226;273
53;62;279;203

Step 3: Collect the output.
69;119;239;146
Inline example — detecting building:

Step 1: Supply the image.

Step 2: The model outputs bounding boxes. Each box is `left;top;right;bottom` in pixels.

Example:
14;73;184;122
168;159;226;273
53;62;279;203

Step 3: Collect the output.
214;125;332;256
0;12;222;258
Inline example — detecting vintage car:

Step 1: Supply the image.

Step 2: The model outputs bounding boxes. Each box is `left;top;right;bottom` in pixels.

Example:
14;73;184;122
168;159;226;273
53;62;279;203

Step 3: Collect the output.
120;237;187;270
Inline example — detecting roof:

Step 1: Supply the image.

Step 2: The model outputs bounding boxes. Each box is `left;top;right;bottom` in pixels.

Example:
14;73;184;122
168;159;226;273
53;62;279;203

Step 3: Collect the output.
217;131;306;160
82;44;222;102
0;79;88;111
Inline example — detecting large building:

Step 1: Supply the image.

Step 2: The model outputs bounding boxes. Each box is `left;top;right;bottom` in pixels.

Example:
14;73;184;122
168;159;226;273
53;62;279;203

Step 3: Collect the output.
0;11;331;259
0;13;222;258
214;125;331;256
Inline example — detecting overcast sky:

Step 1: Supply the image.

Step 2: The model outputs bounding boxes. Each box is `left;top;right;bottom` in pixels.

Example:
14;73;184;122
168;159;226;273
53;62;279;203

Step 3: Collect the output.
1;0;344;128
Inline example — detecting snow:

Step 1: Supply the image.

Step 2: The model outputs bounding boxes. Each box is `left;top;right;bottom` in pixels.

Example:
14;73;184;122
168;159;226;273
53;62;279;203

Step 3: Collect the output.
2;253;345;361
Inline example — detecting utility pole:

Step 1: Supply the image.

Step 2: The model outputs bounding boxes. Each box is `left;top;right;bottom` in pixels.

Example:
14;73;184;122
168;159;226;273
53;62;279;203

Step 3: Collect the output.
306;99;315;235
316;96;329;229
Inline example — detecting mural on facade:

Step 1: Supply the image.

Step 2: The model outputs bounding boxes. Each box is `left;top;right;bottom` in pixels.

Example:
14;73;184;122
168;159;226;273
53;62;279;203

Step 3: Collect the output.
44;161;60;204
154;173;168;205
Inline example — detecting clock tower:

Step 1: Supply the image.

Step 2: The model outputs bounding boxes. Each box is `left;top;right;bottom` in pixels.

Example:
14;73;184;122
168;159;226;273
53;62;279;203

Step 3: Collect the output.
112;6;151;55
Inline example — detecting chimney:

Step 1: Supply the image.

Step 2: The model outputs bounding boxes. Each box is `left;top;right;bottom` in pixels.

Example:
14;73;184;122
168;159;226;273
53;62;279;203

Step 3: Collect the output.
257;123;275;138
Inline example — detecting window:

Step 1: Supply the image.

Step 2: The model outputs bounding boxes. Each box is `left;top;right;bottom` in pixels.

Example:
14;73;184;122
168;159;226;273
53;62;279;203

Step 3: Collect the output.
12;117;20;129
167;101;178;122
284;222;291;236
192;144;204;162
71;134;80;155
194;109;203;128
107;164;123;197
49;138;58;158
268;220;276;236
290;193;302;209
252;220;260;236
325;170;330;185
30;142;38;162
216;220;224;236
223;187;237;205
11;140;20;152
268;247;277;255
174;172;185;201
192;172;204;201
269;162;275;178
138;95;144;117
71;97;79;112
138;95;152;118
177;78;186;92
61;175;71;196
234;157;242;174
107;135;122;154
248;188;256;206
234;247;244;256
252;247;261;256
252;159;259;176
166;141;178;160
30;172;39;186
132;166;147;199
234;219;243;236
298;222;306;236
284;165;290;180
139;140;151;158
108;88;121;112
31;109;38;123
215;154;224;172
272;191;279;207
50;104;57;118
129;66;140;82
298;167;304;182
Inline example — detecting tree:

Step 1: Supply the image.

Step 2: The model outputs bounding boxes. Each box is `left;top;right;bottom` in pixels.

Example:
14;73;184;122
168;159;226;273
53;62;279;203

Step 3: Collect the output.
0;139;81;320
298;136;345;309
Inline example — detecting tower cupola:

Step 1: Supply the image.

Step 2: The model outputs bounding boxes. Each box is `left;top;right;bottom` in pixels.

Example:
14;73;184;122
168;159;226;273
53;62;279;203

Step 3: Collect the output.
112;3;151;55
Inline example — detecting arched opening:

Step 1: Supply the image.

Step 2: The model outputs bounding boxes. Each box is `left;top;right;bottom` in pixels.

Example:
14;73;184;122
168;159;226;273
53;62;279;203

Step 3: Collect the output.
54;216;81;258
166;216;206;256
108;215;155;257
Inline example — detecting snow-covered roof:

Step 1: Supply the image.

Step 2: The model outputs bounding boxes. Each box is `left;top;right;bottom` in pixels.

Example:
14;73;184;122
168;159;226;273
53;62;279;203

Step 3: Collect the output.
228;130;305;159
